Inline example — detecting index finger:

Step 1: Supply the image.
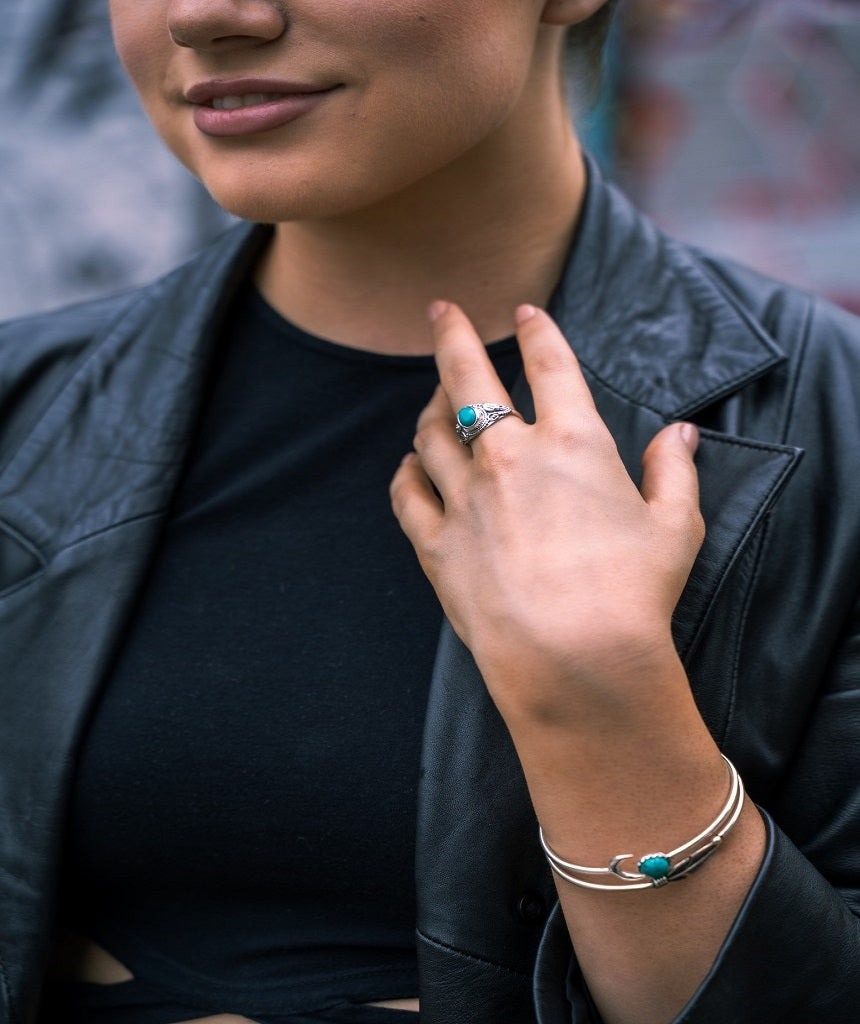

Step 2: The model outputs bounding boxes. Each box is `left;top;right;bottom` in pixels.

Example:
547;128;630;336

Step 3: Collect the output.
428;301;514;415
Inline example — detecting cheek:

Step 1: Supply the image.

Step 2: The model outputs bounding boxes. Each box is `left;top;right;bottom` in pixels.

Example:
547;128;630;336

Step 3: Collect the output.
351;4;537;149
109;4;167;91
109;4;197;174
363;3;533;96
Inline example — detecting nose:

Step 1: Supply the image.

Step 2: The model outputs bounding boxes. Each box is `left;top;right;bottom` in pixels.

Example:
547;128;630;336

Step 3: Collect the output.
167;0;287;52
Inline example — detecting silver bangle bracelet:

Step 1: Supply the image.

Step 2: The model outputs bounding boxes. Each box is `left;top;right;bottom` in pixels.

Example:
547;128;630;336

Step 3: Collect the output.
539;754;745;891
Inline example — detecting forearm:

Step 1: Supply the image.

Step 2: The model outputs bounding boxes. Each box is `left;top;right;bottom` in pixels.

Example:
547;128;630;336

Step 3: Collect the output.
497;644;766;1024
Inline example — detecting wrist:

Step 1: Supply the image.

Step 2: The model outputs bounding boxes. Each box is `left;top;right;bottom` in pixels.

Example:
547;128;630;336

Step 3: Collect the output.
528;750;732;879
486;643;727;862
539;754;746;890
477;623;689;735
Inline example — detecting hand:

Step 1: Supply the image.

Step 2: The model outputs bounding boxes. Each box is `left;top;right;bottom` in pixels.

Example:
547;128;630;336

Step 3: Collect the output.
390;301;705;729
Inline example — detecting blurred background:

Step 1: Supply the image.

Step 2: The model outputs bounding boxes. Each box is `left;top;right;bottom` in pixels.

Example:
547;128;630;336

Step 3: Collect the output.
2;0;859;320
0;0;233;320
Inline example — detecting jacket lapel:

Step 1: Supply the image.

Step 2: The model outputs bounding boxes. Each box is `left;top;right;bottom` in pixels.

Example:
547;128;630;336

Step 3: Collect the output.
536;159;803;673
0;223;267;1017
0;224;267;552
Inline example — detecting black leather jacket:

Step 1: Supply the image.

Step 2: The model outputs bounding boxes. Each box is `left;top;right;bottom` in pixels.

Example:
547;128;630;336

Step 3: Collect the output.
1;166;859;1023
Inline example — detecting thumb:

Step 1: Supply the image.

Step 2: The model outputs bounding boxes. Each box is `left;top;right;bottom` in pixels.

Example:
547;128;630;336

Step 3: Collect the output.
640;422;701;522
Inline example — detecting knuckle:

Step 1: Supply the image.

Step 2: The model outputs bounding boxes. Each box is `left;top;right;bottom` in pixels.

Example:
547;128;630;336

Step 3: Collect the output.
667;503;705;547
416;400;443;431
544;413;608;455
412;426;440;454
472;439;518;476
415;407;432;431
689;508;706;546
445;362;478;396
389;483;410;521
545;421;582;452
529;344;570;377
411;528;445;570
389;475;405;505
423;535;445;564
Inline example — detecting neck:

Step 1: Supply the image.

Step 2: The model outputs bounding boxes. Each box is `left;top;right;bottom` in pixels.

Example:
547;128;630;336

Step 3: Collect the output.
256;101;585;355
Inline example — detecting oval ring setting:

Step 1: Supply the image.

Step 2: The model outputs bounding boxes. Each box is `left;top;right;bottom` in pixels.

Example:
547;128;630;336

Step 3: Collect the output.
455;402;520;445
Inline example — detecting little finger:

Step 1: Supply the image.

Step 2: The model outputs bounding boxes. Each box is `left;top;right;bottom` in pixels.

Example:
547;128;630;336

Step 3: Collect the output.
390;452;444;550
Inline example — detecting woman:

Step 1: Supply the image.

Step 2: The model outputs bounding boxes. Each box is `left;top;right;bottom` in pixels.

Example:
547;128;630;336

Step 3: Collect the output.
0;1;858;1022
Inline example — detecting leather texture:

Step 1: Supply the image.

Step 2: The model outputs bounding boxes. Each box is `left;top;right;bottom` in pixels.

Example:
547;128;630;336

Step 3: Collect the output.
1;162;858;1023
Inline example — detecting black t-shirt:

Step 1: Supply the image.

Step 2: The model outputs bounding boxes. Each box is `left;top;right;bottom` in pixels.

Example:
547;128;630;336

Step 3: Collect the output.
57;285;522;1015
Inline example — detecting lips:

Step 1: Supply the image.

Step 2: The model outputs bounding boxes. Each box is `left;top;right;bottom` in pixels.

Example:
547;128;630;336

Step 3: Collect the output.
210;92;286;110
185;78;341;137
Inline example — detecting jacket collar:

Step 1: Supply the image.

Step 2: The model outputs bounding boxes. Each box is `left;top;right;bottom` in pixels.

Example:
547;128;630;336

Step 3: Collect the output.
549;154;784;420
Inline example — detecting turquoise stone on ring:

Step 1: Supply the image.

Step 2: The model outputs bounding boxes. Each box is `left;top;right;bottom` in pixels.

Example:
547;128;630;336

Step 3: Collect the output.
457;406;479;428
638;854;671;880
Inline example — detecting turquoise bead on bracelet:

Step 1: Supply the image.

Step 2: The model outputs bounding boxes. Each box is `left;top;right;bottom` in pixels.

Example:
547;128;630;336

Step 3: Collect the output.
637;855;671;880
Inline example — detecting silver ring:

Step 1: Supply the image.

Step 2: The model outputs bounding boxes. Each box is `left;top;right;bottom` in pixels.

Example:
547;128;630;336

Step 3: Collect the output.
455;403;519;445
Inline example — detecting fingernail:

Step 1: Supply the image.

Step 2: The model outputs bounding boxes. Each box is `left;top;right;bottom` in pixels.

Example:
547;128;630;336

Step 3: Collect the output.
515;304;538;325
427;300;449;323
679;422;699;454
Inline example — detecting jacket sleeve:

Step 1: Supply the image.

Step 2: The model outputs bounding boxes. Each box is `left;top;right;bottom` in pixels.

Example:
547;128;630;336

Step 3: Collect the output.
533;295;860;1022
534;627;860;1023
535;812;860;1021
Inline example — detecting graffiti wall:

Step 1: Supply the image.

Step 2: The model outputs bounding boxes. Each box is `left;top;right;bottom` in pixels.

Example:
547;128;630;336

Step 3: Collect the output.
614;0;860;313
0;0;231;320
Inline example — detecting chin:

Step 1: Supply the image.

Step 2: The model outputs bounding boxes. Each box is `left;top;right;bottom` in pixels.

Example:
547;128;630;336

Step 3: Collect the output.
162;136;336;222
195;164;379;224
206;183;320;224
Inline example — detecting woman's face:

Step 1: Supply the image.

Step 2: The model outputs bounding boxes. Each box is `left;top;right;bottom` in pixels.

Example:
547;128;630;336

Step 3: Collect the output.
108;0;570;222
